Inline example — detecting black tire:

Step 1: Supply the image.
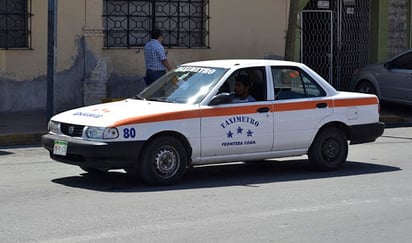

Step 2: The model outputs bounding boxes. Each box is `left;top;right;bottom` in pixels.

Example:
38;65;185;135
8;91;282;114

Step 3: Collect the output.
139;136;188;186
80;166;109;174
356;81;376;95
308;127;348;171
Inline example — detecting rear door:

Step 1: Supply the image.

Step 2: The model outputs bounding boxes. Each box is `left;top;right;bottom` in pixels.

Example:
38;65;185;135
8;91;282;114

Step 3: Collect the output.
271;67;333;150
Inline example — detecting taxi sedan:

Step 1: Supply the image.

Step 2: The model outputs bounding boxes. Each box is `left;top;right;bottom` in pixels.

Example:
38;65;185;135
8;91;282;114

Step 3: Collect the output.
42;59;384;185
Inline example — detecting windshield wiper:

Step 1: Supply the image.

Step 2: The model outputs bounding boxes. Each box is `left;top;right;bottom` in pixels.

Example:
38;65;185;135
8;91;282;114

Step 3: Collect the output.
131;95;170;102
145;97;169;102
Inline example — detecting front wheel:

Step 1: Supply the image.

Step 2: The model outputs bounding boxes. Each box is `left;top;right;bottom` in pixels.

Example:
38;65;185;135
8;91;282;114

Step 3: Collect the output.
356;81;376;95
139;136;188;186
308;127;348;171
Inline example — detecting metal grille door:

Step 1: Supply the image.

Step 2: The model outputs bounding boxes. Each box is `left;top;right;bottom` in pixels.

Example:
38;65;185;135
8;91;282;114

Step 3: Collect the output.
336;0;370;89
301;10;333;83
301;0;371;90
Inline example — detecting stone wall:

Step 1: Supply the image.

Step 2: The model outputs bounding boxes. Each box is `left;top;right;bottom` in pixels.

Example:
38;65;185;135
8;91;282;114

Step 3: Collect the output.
388;0;410;57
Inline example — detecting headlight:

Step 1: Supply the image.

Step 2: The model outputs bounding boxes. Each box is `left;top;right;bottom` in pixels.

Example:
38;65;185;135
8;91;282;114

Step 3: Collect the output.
86;127;119;139
48;120;60;134
103;128;119;139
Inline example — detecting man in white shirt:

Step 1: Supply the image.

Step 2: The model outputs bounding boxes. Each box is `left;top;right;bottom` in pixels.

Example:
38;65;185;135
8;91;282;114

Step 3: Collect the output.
143;29;173;86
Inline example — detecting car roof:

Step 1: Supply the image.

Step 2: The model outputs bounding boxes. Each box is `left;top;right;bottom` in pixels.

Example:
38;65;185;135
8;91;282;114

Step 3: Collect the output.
181;59;306;69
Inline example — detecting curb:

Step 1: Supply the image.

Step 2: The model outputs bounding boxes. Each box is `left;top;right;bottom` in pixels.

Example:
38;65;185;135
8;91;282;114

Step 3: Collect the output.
0;132;47;147
380;115;406;124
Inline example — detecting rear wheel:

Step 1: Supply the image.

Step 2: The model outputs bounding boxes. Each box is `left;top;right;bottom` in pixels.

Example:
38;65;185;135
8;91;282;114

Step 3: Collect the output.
356;81;376;95
308;127;348;171
139;136;188;186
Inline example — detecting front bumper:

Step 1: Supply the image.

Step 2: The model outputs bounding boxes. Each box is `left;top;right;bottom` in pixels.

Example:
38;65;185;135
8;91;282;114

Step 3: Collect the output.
41;134;145;169
349;122;385;145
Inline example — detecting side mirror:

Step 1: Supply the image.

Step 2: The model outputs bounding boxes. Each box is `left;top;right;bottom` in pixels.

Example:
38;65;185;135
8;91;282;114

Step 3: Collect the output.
384;62;392;70
209;93;233;105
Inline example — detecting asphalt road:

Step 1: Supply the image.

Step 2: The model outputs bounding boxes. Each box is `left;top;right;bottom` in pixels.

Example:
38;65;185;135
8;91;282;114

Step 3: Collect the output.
1;126;412;242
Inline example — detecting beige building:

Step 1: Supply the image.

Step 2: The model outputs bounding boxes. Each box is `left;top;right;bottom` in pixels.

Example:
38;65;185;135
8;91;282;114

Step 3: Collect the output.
2;0;411;114
0;0;290;113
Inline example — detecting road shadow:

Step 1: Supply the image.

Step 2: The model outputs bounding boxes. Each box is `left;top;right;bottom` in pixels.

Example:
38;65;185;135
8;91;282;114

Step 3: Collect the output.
0;150;14;156
384;122;412;129
381;102;412;128
52;159;401;192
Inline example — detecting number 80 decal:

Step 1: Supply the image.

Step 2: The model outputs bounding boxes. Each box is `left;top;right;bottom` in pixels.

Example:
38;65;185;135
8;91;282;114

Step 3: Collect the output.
123;128;136;138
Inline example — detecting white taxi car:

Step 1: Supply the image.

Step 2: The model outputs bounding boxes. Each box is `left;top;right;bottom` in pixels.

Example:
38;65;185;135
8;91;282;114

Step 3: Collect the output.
41;59;384;185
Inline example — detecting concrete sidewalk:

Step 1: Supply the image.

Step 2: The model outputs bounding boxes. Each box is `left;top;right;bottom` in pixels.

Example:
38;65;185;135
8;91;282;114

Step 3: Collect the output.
0;108;410;147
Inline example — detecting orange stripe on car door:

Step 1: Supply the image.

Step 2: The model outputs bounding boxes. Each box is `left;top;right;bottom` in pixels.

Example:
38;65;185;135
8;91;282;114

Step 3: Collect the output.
274;97;378;112
111;97;378;127
111;105;271;127
274;100;334;112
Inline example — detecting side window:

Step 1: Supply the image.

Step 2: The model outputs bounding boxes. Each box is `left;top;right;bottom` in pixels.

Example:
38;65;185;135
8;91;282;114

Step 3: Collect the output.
218;67;267;102
390;52;412;69
272;67;326;100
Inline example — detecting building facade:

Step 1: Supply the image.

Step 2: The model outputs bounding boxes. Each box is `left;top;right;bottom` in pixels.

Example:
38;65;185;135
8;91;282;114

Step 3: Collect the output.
299;0;411;89
1;0;411;113
0;0;289;113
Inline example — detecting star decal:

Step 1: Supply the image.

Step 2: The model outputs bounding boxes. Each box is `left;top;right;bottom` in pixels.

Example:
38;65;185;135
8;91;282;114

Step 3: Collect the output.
247;129;254;137
227;130;234;138
236;126;243;134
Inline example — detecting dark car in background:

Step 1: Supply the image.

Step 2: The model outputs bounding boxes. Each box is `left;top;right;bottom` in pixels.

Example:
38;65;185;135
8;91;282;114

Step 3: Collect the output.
350;49;412;105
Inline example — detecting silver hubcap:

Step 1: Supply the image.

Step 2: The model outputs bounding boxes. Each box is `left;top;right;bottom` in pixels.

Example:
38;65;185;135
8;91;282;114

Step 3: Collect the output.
154;146;179;178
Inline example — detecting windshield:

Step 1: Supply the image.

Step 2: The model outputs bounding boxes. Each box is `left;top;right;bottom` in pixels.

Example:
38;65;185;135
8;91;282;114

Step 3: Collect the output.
136;66;228;104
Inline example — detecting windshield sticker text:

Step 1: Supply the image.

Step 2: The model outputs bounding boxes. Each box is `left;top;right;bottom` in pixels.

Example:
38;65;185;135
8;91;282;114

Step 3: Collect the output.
176;66;216;74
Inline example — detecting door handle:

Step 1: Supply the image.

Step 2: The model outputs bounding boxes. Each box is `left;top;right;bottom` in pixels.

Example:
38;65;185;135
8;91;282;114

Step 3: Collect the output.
316;103;328;108
257;107;270;113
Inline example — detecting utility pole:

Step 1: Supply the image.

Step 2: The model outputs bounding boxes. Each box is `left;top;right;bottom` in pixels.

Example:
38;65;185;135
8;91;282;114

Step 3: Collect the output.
285;1;299;61
47;0;57;120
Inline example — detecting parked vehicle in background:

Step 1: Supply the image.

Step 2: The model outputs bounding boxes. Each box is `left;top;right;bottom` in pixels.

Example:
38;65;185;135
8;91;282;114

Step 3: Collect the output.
350;49;412;105
42;59;384;186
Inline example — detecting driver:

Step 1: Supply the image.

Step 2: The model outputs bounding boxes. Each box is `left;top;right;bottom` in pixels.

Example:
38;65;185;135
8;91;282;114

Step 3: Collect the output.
232;75;256;103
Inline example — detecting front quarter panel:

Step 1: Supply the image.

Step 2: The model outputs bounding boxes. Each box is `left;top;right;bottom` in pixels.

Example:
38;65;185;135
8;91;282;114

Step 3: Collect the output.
111;115;202;159
351;66;384;97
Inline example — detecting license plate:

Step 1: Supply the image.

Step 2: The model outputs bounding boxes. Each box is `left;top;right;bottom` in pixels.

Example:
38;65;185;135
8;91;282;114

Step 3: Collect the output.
53;140;68;156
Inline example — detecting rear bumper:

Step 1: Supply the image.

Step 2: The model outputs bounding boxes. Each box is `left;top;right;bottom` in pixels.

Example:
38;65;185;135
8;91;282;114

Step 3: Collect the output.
349;122;385;144
41;134;145;169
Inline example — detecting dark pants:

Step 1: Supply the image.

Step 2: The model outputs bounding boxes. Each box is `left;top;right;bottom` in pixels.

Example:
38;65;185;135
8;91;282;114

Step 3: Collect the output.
144;69;166;86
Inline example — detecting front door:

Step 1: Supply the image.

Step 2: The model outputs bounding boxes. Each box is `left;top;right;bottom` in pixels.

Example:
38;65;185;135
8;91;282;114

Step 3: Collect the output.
200;67;274;157
380;51;412;103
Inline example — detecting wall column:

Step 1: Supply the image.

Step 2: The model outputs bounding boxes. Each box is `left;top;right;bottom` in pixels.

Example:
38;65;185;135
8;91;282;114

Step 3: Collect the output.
82;0;109;105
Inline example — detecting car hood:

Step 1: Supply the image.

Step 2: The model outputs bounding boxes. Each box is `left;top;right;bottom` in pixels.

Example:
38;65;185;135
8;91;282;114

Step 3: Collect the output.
50;99;199;127
359;63;384;72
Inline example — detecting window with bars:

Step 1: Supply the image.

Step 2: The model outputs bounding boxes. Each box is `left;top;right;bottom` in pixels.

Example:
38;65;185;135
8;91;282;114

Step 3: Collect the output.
103;0;209;49
0;0;31;49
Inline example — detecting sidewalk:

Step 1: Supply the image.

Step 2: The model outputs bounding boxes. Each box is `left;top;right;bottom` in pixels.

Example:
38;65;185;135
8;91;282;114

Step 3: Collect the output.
0;111;48;146
0;108;411;147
